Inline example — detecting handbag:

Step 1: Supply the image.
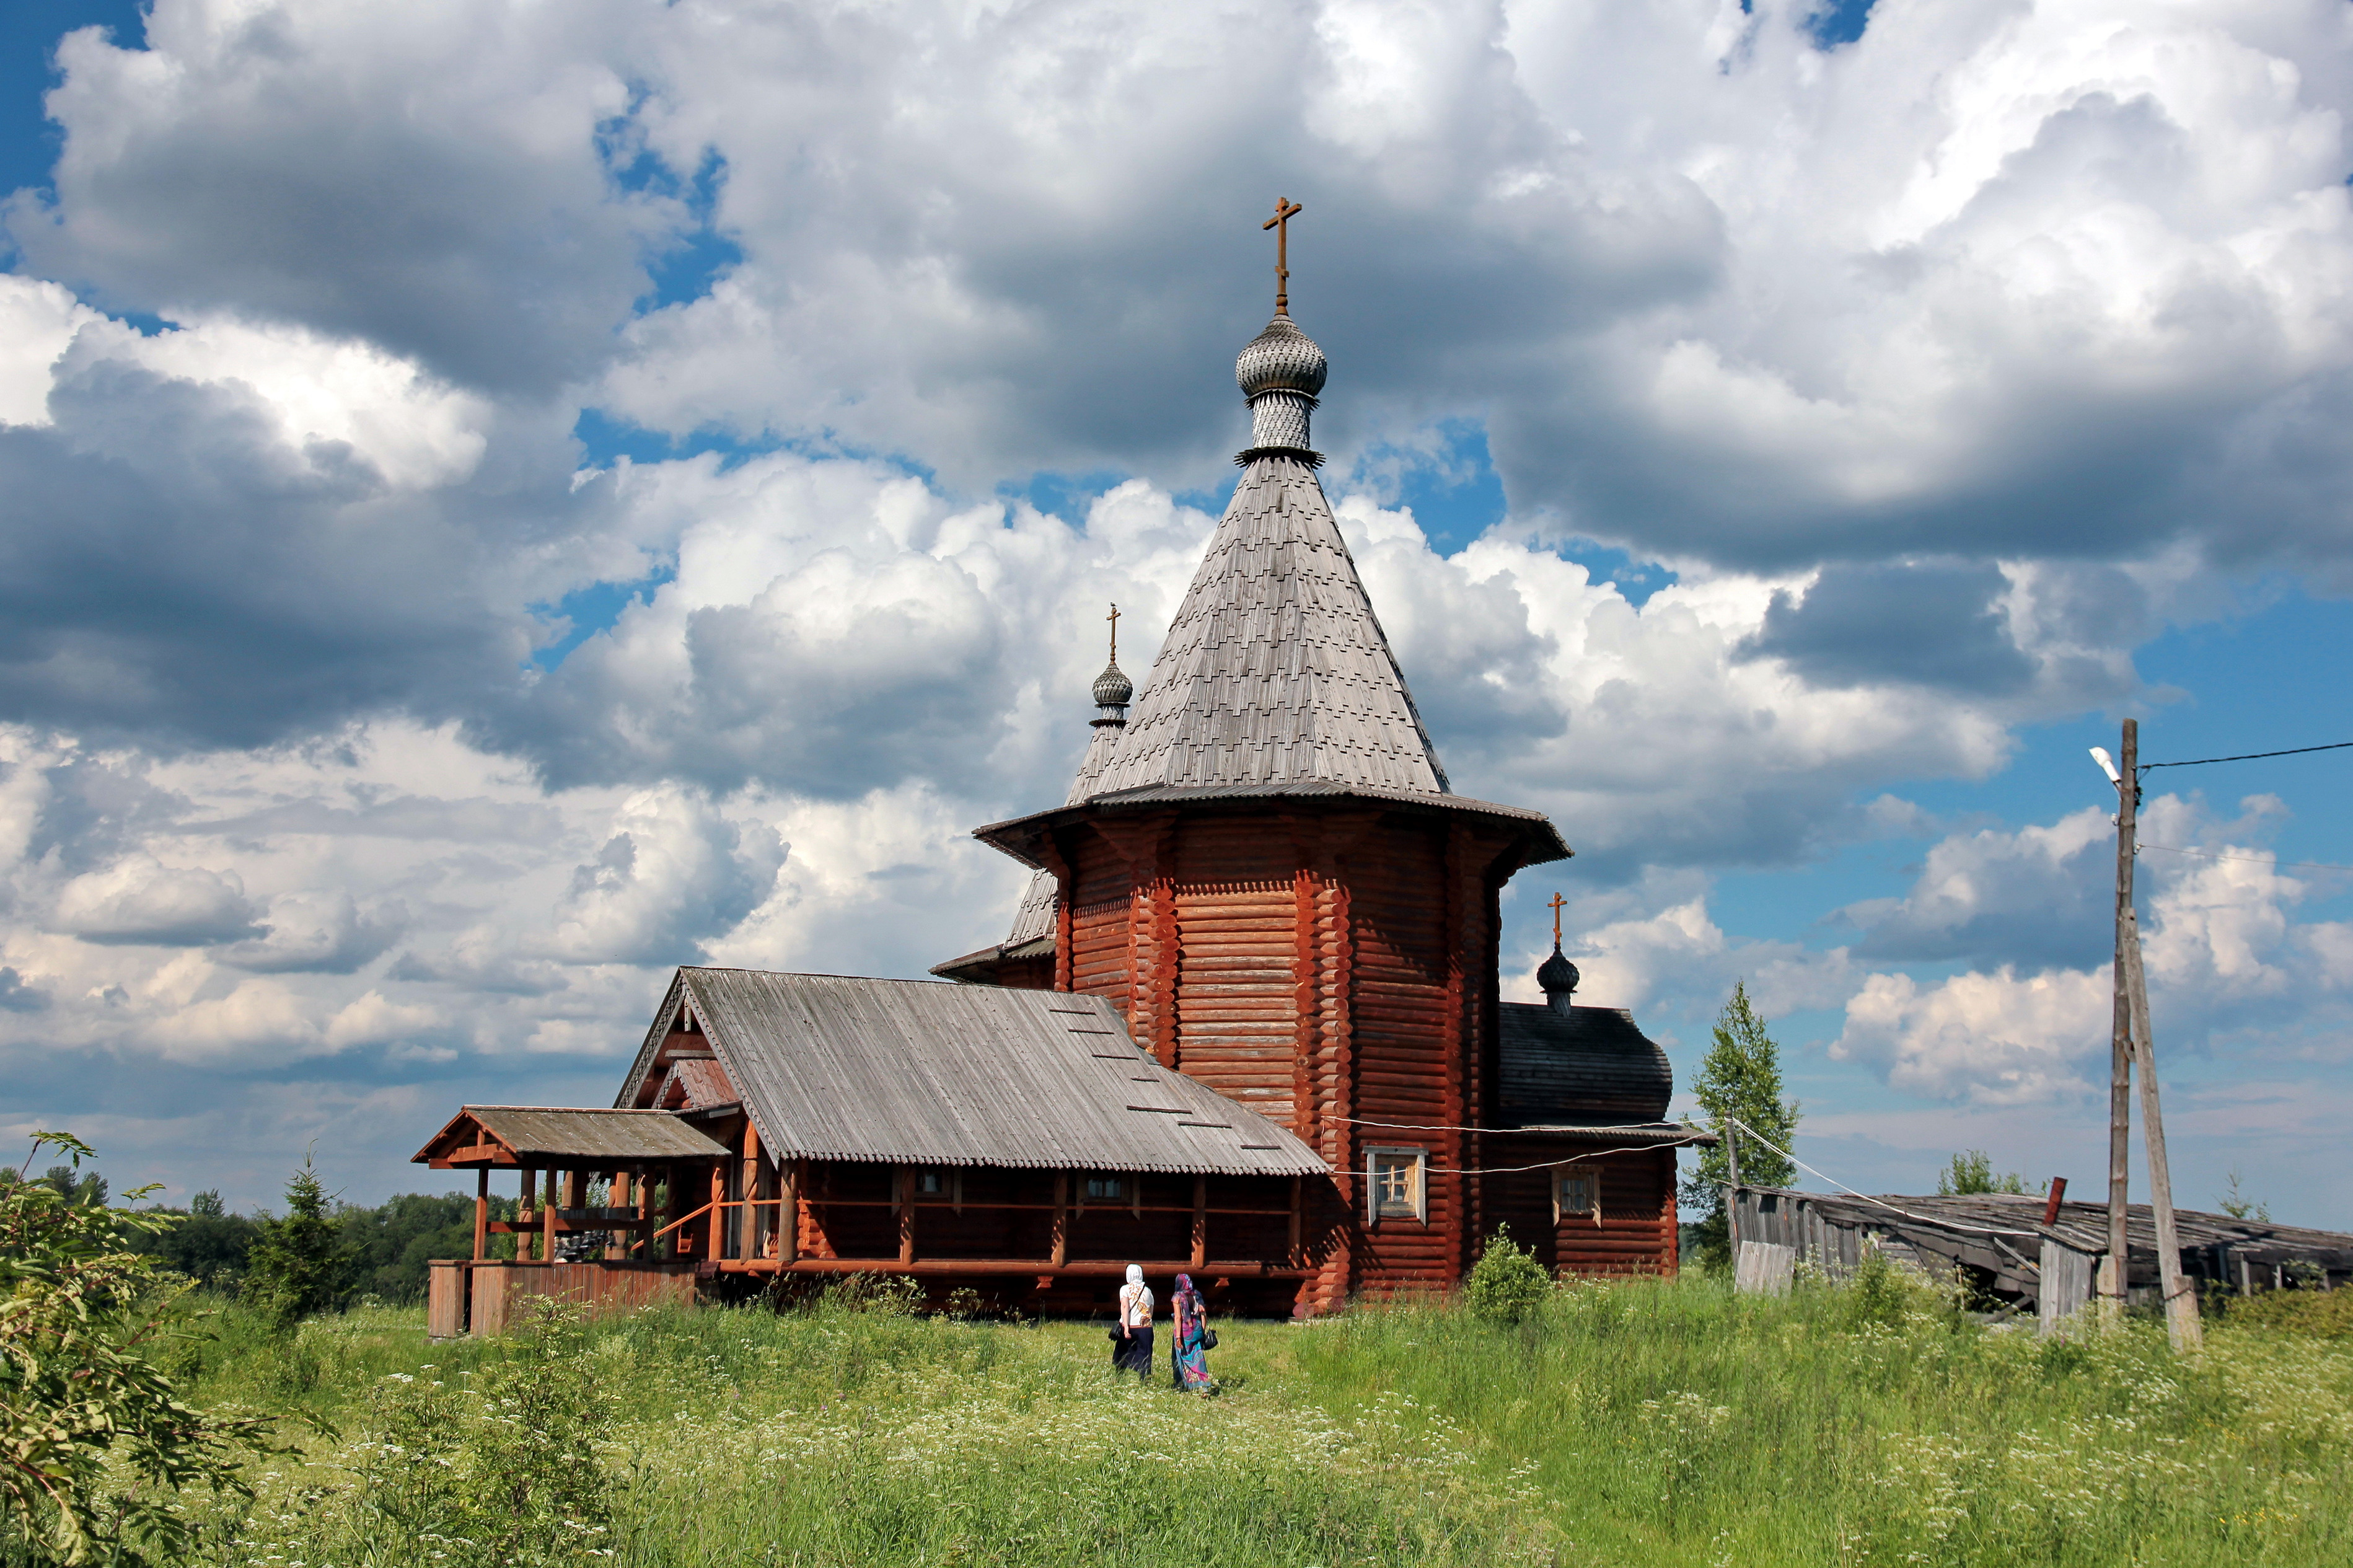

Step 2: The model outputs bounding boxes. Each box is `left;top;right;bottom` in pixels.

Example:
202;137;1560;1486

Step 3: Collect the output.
1202;1327;1218;1350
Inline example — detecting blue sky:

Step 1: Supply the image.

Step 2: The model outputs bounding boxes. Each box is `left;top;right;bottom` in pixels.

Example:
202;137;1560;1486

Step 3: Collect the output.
4;0;2352;1229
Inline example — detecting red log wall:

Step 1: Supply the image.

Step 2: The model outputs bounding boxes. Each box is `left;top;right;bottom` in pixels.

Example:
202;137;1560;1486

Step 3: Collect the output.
1032;801;1636;1310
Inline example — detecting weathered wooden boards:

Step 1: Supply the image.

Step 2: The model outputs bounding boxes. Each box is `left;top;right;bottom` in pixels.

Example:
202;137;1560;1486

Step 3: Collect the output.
1733;1240;1796;1297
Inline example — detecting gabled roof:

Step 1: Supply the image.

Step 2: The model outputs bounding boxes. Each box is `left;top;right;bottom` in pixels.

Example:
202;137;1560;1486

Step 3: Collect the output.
1497;1002;1674;1125
1090;454;1450;798
617;967;1327;1178
412;1106;730;1168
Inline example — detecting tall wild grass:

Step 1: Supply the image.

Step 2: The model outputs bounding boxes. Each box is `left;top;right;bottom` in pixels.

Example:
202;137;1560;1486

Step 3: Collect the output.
178;1267;2349;1567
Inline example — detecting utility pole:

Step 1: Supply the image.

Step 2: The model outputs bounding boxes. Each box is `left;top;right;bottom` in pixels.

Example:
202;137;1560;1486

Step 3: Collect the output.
2105;725;2134;1319
2101;718;2204;1352
1723;1121;1743;1253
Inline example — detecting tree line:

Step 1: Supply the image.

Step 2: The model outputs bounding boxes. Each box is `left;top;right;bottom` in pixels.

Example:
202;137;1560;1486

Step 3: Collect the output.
1;1155;501;1306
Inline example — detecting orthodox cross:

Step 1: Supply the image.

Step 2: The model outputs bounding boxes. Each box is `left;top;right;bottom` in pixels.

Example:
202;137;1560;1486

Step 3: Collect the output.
1547;891;1567;950
1263;196;1303;316
1106;602;1120;664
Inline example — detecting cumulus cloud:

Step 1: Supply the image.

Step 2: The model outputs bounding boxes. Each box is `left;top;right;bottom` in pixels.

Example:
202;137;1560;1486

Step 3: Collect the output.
1831;790;2349;1103
51;855;262;945
1832;964;2112;1104
548;785;785;964
6;0;684;394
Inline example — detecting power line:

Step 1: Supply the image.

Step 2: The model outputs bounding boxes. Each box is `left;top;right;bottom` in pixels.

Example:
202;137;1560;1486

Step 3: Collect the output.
2140;739;2353;773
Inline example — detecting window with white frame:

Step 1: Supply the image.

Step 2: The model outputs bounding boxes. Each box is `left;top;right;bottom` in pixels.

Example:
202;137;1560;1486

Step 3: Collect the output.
1555;1169;1597;1224
1367;1147;1427;1223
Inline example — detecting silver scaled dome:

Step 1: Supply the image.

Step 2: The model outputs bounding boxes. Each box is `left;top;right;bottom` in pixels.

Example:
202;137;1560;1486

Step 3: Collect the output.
1091;659;1133;708
1234;315;1328;399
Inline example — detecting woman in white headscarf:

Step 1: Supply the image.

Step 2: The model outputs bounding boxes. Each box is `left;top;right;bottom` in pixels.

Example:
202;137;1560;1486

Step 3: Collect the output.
1112;1263;1154;1379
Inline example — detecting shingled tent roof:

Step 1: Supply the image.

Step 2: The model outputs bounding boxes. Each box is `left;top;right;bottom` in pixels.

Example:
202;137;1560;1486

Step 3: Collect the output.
617;967;1326;1178
1091;455;1451;797
970;456;1568;870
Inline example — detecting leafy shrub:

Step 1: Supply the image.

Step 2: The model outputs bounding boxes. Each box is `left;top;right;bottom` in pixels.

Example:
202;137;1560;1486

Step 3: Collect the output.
1462;1227;1552;1325
294;1302;614;1567
2227;1285;2353;1338
1845;1246;1912;1327
0;1132;277;1566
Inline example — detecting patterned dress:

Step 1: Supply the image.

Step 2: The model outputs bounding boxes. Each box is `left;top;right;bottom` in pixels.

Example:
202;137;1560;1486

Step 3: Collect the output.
1170;1274;1213;1393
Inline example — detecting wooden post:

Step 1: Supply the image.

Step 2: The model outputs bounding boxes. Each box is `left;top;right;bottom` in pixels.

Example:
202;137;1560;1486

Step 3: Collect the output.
897;1166;915;1267
609;1169;632;1261
662;1165;680;1259
563;1169;583;1210
1288;1176;1301;1266
520;1168;537;1262
1723;1122;1743;1253
1050;1173;1069;1267
741;1122;762;1262
708;1161;726;1262
2123;873;2202;1352
541;1168;558;1264
780;1160;800;1266
473;1168;489;1261
1191;1174;1207;1269
2107;719;2135;1317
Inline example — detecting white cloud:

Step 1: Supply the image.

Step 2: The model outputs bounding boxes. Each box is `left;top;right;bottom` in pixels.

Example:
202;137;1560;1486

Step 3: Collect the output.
547;785;785;965
51;855;261;946
1829;788;2349;1103
1831;964;2113;1105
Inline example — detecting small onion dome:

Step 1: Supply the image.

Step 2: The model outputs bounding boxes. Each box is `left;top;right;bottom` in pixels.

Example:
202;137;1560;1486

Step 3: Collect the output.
1537;946;1580;998
1091;659;1133;708
1234;314;1328;399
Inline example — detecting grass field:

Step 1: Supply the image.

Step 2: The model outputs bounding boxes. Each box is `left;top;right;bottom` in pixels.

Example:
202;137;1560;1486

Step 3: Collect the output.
174;1272;2352;1567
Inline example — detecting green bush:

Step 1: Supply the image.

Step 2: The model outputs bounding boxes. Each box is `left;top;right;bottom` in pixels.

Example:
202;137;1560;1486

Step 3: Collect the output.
242;1156;350;1329
0;1133;276;1566
2227;1285;2353;1337
1461;1226;1552;1325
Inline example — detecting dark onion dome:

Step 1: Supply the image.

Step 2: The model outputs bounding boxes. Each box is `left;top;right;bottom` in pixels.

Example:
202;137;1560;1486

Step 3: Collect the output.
1234;314;1328;399
1536;946;1580;998
1091;659;1133;708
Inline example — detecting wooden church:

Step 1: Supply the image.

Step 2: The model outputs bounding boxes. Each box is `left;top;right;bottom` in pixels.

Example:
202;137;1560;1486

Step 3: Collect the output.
416;211;1700;1331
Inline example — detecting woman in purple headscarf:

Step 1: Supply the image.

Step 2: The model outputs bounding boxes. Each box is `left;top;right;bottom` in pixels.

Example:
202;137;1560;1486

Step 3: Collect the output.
1169;1273;1215;1393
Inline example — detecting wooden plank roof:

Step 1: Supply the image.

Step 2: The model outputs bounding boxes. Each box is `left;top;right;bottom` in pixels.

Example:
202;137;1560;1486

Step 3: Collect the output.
1736;1184;2353;1267
617;967;1327;1178
1498;1002;1674;1124
413;1106;730;1168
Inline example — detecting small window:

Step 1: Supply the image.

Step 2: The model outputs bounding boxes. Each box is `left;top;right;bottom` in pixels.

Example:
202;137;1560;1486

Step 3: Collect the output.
1085;1175;1126;1202
1366;1148;1427;1223
1556;1170;1597;1224
915;1170;944;1195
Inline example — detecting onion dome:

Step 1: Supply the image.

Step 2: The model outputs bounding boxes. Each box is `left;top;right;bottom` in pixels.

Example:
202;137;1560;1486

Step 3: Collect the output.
1234;315;1328;399
1091;659;1133;710
1090;655;1132;731
1537;946;1580;1013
